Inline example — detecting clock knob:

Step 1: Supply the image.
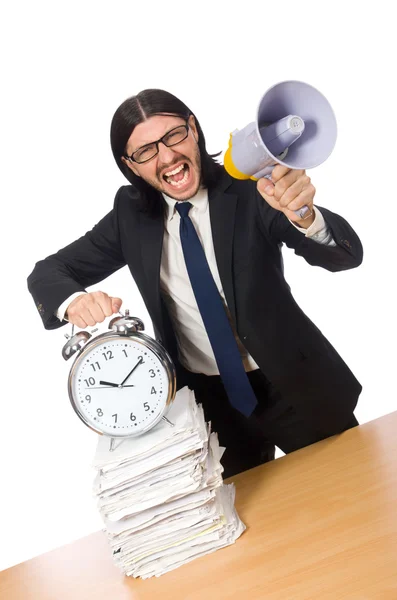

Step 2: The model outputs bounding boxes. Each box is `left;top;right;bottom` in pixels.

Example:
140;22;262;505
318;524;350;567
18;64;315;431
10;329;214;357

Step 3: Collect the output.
108;310;145;335
62;331;92;361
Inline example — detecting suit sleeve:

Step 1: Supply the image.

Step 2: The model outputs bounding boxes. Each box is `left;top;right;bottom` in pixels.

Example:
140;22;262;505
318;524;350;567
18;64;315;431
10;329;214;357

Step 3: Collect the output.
256;189;363;272
27;187;127;330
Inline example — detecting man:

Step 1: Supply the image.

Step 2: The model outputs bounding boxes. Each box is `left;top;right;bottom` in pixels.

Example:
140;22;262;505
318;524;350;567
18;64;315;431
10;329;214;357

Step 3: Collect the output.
28;89;363;478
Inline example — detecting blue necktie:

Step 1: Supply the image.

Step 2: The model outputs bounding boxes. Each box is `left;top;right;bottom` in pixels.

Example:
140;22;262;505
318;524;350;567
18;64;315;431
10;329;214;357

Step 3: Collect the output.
175;201;258;417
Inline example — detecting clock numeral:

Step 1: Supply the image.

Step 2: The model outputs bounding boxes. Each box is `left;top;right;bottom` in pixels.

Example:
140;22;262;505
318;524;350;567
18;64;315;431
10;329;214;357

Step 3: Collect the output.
102;350;113;361
122;349;128;357
143;402;150;412
149;369;156;378
85;395;91;403
90;361;101;372
112;413;118;423
84;377;96;387
151;386;157;395
97;408;103;417
130;412;136;422
138;355;145;364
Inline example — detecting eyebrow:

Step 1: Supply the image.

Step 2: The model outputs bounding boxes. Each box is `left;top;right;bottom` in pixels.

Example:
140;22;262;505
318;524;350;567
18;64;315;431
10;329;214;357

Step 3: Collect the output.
130;122;186;154
131;139;157;153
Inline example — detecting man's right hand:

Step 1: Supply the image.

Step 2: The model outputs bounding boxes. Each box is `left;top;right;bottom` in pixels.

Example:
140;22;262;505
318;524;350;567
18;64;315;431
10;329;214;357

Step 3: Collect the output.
65;292;122;329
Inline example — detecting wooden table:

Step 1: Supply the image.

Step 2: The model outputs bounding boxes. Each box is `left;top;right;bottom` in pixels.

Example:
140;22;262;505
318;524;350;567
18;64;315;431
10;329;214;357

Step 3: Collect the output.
1;411;397;600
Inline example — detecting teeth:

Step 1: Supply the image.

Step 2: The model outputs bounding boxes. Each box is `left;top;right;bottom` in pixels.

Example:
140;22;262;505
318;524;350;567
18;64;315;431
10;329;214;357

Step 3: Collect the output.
169;168;189;187
164;164;184;177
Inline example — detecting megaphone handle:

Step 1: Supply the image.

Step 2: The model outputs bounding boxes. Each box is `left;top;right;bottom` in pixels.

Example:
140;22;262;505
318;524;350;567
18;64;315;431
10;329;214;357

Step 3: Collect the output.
263;173;311;220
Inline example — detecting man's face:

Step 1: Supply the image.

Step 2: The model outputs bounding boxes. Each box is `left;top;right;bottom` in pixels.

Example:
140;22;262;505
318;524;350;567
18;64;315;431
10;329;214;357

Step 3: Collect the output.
123;114;202;201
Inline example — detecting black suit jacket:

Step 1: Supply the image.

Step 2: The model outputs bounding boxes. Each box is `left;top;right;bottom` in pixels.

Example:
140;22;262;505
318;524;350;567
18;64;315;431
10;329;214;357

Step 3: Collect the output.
28;170;363;436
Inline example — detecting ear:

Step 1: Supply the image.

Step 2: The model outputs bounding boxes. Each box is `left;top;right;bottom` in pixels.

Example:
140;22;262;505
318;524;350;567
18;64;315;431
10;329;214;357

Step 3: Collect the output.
188;114;199;143
121;156;140;177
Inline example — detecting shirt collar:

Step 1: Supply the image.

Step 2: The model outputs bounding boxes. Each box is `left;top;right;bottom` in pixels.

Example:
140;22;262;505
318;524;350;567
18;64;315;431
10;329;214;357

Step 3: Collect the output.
162;187;209;222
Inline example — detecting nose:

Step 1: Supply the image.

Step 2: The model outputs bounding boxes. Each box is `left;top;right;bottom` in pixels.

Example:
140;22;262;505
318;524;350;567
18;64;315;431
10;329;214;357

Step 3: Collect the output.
157;141;177;164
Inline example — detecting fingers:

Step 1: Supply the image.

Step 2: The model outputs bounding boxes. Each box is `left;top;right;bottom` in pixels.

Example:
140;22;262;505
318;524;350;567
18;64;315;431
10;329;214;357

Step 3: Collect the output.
272;169;307;206
282;188;315;222
257;167;305;200
277;175;313;210
256;181;280;212
66;292;123;328
257;177;275;197
271;164;291;183
71;313;89;329
110;296;123;312
257;168;315;217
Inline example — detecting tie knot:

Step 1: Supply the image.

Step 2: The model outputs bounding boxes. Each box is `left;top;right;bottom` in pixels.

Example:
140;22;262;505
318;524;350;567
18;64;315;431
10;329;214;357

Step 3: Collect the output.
175;201;192;218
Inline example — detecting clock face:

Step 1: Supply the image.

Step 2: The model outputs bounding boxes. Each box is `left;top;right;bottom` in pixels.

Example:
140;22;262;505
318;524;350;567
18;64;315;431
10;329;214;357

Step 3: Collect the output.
69;334;171;436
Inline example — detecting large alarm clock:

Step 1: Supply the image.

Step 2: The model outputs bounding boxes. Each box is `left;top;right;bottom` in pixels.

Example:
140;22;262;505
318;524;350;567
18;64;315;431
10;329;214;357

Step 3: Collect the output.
62;311;177;439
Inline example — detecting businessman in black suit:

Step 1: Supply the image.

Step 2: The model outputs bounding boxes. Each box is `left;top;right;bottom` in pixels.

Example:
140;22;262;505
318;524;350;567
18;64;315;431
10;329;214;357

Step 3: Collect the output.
28;89;363;477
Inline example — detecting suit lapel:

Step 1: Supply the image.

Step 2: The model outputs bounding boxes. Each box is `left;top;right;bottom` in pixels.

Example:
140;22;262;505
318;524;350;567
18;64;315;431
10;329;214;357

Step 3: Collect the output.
209;173;238;325
139;202;164;330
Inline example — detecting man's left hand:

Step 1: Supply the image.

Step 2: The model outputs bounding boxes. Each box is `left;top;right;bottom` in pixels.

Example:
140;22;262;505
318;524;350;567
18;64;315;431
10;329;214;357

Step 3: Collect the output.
257;165;316;228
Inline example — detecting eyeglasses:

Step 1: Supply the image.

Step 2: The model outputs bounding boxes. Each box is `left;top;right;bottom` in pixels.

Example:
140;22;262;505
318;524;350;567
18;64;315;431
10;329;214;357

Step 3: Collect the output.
125;123;190;164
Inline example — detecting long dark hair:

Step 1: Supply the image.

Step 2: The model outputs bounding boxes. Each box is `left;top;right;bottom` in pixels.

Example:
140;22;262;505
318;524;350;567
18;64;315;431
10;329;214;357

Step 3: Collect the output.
110;89;223;216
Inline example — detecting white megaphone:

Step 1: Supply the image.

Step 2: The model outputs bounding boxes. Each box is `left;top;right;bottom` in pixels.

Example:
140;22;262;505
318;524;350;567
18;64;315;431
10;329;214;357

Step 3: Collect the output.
224;80;337;219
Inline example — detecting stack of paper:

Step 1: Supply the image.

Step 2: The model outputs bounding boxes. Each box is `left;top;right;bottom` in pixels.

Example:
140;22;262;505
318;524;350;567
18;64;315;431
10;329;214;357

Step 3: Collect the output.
92;386;246;578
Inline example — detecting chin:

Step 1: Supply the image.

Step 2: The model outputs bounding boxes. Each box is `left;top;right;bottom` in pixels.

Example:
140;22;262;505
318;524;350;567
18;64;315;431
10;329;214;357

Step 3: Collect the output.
169;185;201;202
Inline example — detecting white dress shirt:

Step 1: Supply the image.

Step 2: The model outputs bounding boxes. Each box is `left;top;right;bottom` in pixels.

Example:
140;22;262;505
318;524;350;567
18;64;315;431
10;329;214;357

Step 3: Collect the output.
57;189;336;376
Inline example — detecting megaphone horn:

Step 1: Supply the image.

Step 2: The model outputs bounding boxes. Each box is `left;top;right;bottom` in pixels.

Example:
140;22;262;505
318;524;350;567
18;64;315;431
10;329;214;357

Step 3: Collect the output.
224;81;337;220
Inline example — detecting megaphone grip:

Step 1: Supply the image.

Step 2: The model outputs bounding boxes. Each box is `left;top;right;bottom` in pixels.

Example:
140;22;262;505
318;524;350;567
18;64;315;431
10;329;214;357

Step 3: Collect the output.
263;173;311;220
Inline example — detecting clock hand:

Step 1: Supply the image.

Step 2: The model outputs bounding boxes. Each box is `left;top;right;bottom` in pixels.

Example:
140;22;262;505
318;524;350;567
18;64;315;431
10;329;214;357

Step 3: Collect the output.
120;356;144;387
99;380;119;388
88;384;135;389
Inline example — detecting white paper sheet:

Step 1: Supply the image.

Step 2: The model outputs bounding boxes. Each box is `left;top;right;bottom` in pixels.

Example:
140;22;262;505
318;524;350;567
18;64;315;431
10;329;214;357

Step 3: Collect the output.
92;387;246;579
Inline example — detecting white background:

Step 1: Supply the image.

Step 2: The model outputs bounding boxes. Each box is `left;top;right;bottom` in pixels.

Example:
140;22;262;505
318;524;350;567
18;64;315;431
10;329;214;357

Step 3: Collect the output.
1;0;396;572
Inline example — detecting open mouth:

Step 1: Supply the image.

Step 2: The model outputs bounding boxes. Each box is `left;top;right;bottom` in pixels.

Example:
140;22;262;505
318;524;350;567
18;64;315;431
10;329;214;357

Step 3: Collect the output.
162;162;190;189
